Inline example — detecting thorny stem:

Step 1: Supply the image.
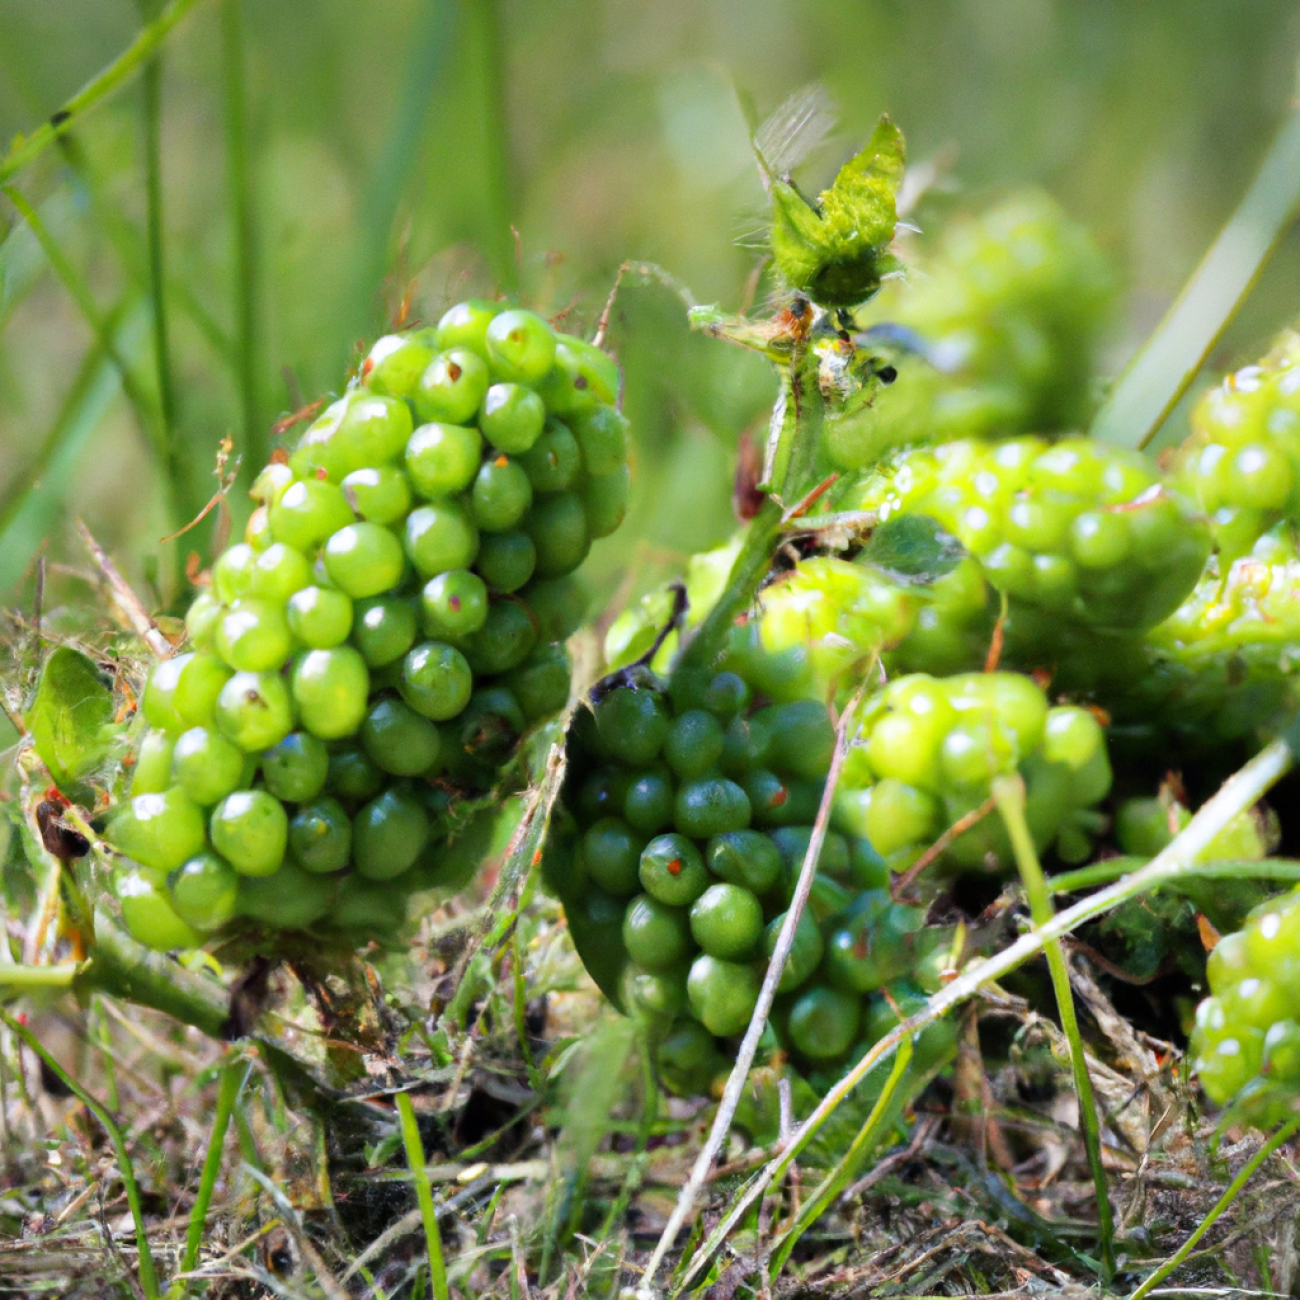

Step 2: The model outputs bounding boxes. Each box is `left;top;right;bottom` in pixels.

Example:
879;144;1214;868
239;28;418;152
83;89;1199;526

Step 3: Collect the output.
669;737;1293;1296
670;494;783;701
994;772;1115;1281
672;340;827;698
76;909;229;1038
1127;1117;1300;1300
0;962;78;990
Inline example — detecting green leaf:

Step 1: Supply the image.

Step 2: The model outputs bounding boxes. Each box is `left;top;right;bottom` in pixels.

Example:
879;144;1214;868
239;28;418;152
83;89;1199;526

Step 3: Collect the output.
24;647;116;792
858;513;964;586
768;113;905;307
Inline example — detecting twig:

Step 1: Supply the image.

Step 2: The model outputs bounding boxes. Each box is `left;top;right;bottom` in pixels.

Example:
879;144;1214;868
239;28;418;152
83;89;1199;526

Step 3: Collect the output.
841;1112;941;1201
891;794;997;900
75;519;174;659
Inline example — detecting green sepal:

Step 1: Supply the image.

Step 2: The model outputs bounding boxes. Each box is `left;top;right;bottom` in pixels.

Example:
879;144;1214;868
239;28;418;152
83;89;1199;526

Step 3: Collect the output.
768;114;905;307
23;647;117;796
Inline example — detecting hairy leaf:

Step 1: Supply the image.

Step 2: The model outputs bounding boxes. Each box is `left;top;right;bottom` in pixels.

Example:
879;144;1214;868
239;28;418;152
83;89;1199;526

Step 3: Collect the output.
24;647;116;792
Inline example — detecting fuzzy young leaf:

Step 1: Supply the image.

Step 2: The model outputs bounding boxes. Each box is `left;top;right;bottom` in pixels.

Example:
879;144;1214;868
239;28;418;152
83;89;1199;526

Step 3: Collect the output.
768;114;905;307
24;647;116;791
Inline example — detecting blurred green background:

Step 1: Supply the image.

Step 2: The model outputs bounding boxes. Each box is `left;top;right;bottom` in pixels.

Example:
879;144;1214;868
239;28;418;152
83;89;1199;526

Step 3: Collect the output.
2;0;1299;620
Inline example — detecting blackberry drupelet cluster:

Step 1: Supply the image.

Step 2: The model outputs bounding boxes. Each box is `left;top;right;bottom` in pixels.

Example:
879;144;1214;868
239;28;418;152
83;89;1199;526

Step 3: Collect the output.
836;670;1111;871
1171;334;1300;561
106;301;630;951
545;667;968;1095
1190;890;1300;1125
846;436;1210;631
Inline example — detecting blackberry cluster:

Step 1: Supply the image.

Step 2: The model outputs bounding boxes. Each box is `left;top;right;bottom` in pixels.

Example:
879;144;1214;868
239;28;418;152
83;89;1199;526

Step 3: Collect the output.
824;192;1114;470
838;671;1111;872
1190;890;1300;1124
845;436;1210;630
106;301;630;951
545;668;964;1096
1115;527;1300;750
1171;334;1300;561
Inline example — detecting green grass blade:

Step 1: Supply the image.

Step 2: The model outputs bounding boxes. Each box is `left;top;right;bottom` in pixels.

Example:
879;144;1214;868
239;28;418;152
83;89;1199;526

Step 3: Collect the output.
1128;1116;1300;1300
137;5;185;550
3;186;163;445
50;135;236;370
0;187;81;329
994;773;1114;1281
221;0;264;478
396;1091;449;1300
177;1056;250;1291
1;1009;161;1299
462;0;515;289
0;0;207;186
344;0;455;354
1051;855;1300;894
1091;103;1300;448
0;302;150;597
767;1037;913;1279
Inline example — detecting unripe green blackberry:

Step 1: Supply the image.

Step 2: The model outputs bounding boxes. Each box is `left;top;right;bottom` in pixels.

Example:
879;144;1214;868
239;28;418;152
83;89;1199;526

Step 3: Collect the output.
546;659;956;1095
826;192;1114;468
1118;525;1300;752
840;671;1110;873
1191;889;1300;1123
1171;333;1300;560
841;436;1209;632
108;302;631;952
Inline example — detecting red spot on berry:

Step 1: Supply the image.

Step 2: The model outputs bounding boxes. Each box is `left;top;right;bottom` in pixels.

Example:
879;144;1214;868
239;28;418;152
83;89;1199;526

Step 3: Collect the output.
450;596;461;612
852;934;870;961
270;447;289;465
447;362;462;382
315;467;328;481
574;375;588;390
494;455;509;468
667;858;682;876
361;357;374;380
771;787;788;808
